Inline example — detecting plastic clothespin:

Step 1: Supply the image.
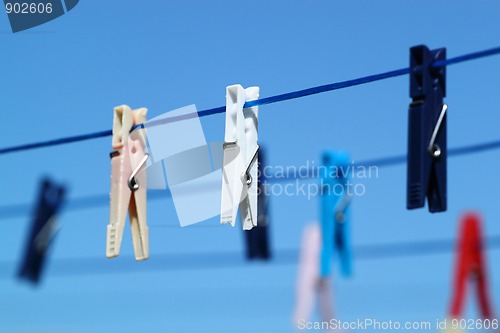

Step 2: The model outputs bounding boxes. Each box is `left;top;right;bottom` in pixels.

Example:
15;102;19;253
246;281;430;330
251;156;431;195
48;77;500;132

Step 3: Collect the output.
107;105;149;261
18;178;66;284
244;148;271;260
449;212;494;319
294;223;335;329
220;84;260;230
407;45;447;213
320;151;352;278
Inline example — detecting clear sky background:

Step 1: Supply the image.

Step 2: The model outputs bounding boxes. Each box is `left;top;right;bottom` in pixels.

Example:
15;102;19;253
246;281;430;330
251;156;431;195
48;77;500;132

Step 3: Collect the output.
1;1;500;332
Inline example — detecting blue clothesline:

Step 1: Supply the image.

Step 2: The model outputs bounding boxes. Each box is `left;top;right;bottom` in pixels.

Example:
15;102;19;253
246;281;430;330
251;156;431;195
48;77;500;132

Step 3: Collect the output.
1;235;499;278
2;138;499;219
1;45;500;156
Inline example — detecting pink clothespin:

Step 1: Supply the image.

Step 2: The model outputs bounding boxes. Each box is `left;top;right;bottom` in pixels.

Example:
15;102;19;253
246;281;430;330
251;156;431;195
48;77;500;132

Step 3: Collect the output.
294;223;335;331
106;105;149;261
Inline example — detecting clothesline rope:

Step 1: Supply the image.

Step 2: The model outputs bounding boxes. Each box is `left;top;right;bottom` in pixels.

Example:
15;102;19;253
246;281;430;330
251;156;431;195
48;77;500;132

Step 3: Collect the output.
1;235;499;277
1;45;500;156
2;138;499;219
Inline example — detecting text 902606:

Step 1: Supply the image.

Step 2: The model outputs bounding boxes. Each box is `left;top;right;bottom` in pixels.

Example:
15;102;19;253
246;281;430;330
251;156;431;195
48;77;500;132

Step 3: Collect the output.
5;2;53;14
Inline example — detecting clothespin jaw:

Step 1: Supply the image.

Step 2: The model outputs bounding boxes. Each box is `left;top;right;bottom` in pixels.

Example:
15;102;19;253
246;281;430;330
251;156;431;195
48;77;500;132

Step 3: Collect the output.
449;212;494;319
18;178;66;284
220;84;260;230
407;45;447;213
244;148;271;260
319;151;352;278
107;105;149;261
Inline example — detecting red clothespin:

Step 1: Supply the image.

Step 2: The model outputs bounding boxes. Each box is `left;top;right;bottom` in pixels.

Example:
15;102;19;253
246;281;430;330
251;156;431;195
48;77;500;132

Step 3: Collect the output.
449;212;494;319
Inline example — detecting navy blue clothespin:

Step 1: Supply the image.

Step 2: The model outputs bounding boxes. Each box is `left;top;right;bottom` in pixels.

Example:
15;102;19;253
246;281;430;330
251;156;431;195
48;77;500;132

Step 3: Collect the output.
407;45;447;213
244;149;271;260
18;178;66;284
320;151;352;277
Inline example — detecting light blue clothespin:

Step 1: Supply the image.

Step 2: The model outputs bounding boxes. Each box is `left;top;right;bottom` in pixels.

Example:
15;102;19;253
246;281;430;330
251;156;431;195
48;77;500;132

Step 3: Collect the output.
319;150;352;278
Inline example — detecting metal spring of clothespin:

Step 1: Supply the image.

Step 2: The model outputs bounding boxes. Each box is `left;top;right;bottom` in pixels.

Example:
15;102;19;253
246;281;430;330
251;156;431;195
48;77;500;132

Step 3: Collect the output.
128;153;149;191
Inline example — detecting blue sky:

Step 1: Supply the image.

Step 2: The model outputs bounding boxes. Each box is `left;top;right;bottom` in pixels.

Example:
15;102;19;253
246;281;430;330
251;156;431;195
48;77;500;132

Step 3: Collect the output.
1;1;500;332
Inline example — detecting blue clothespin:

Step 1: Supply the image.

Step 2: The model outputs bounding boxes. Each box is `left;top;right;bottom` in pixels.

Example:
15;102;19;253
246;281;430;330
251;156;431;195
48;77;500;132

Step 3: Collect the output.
407;45;447;212
244;148;271;260
319;151;352;277
18;178;66;284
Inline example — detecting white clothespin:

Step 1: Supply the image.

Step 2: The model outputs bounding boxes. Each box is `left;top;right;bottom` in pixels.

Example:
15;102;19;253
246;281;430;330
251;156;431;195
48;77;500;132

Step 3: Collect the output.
107;105;149;261
220;85;260;230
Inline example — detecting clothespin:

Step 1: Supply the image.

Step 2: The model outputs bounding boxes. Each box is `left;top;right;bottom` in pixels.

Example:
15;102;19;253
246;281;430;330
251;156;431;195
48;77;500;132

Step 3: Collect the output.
449;212;494;319
107;105;149;261
407;45;447;212
18;178;66;284
319;151;352;278
294;223;335;330
244;148;271;260
220;84;260;230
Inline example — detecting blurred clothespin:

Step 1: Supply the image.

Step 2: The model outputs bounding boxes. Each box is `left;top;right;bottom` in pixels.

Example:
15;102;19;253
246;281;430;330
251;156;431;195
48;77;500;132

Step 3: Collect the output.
221;84;260;230
18;178;66;284
244;148;271;260
449;212;494;319
319;151;352;277
407;45;447;213
107;105;149;261
294;223;335;331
